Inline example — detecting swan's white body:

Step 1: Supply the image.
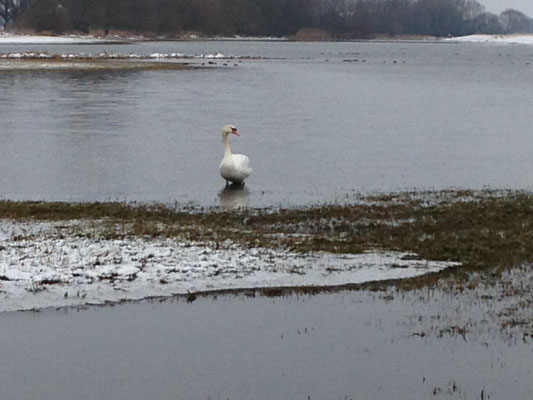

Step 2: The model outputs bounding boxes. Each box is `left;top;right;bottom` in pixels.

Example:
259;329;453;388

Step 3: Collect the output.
219;125;252;185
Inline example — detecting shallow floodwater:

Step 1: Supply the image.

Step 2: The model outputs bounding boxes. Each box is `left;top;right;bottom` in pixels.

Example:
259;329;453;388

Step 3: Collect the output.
1;291;533;400
0;41;532;207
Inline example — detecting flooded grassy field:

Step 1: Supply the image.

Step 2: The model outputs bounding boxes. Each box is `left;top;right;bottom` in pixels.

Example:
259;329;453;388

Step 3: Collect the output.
0;189;532;398
1;38;532;398
0;189;531;309
0;189;529;273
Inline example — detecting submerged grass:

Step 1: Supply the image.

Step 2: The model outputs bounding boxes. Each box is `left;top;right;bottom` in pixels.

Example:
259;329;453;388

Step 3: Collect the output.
0;59;191;71
1;190;532;283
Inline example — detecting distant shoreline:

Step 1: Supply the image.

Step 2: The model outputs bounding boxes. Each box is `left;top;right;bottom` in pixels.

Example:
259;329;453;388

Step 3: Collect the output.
1;31;533;45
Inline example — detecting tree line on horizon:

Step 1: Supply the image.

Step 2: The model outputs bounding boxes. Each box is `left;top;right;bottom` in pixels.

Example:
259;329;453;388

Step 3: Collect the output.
2;0;533;38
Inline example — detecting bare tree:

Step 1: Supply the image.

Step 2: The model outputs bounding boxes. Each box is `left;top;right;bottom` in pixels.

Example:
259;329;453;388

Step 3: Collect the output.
17;0;72;33
0;0;14;28
500;8;533;33
11;0;531;38
470;11;503;34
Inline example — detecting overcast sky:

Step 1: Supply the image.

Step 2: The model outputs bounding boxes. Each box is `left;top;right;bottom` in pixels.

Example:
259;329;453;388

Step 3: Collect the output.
481;0;533;17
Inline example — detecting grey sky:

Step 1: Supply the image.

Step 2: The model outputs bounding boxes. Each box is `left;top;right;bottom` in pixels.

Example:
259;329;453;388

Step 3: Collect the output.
481;0;533;17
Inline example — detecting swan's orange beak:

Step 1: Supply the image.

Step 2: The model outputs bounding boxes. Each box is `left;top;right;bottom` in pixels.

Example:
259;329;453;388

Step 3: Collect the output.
232;128;239;136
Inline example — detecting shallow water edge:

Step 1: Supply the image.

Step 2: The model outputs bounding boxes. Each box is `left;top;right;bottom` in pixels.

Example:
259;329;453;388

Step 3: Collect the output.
2;278;533;400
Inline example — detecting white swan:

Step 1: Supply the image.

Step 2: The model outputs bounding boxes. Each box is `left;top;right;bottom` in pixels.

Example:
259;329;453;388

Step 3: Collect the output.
219;124;252;186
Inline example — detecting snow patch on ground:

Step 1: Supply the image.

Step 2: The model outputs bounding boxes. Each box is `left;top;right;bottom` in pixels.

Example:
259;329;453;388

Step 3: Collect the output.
446;34;533;45
0;220;459;312
0;33;111;44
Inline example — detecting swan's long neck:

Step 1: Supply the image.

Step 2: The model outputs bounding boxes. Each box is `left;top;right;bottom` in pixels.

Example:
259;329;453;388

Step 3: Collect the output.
222;134;233;162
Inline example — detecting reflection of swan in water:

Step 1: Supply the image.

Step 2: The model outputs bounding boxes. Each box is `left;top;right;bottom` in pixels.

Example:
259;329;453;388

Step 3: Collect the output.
219;124;252;186
218;184;250;209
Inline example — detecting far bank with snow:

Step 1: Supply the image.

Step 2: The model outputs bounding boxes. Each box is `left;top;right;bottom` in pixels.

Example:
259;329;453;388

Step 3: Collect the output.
445;34;533;45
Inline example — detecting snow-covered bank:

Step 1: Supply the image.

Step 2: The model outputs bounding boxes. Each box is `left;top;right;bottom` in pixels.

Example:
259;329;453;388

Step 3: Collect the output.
0;33;117;44
0;220;458;312
446;34;533;45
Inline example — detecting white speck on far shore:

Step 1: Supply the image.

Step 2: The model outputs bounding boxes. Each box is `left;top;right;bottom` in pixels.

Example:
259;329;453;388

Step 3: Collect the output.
0;219;459;312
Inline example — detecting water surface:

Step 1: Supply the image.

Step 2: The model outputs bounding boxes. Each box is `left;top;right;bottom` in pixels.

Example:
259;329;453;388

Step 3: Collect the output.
0;40;532;207
1;291;532;399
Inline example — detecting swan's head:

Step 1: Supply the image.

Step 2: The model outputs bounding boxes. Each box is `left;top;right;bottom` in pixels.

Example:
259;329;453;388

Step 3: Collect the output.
222;124;239;137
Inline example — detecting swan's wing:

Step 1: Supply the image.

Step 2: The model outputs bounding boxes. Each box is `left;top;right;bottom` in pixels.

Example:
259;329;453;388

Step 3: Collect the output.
232;154;253;180
232;154;251;171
